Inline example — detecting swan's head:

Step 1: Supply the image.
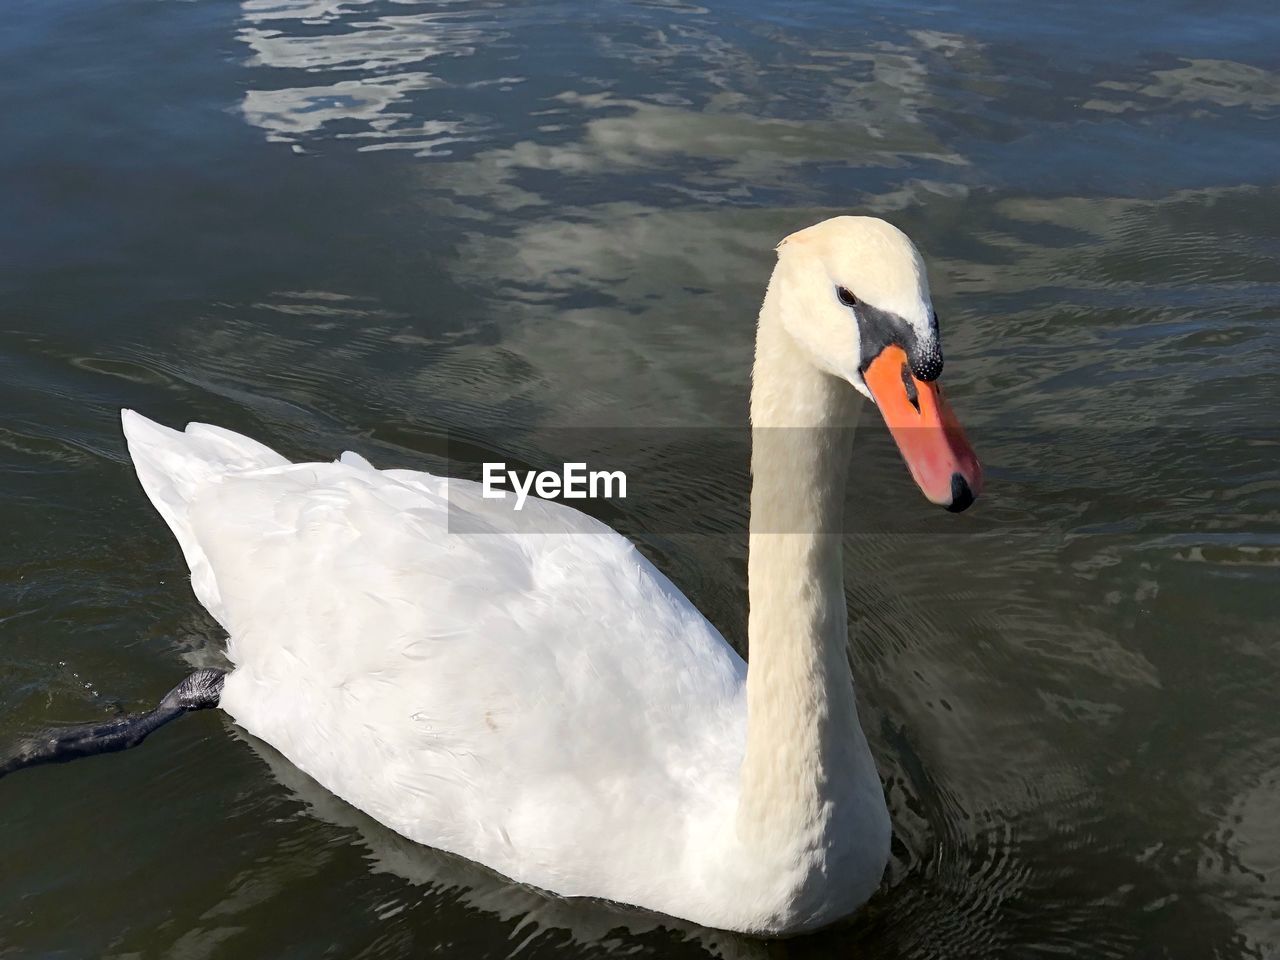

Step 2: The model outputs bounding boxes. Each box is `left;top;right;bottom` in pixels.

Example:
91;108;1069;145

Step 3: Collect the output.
774;216;982;511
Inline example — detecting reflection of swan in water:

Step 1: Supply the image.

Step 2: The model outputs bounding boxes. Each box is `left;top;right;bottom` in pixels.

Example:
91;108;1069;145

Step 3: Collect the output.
238;726;771;960
7;217;980;936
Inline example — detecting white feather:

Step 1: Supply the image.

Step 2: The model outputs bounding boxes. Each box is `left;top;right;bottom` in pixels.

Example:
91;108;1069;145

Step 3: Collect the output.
122;409;749;922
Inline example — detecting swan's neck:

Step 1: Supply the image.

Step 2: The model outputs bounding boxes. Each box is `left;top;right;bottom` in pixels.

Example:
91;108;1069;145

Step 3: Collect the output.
737;278;881;867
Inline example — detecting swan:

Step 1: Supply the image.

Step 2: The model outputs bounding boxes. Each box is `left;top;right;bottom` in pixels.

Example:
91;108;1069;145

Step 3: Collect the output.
3;216;981;936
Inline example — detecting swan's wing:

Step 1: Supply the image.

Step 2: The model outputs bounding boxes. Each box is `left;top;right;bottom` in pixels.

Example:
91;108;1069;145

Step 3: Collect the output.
122;412;745;895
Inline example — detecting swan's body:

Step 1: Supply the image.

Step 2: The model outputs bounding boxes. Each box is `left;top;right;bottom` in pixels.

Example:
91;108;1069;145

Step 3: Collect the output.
124;415;800;928
108;218;979;935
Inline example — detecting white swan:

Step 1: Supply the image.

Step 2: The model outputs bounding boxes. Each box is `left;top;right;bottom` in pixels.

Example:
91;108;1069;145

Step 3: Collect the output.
110;216;979;936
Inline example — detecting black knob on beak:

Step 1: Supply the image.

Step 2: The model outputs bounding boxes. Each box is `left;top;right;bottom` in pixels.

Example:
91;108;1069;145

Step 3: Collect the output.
945;473;975;513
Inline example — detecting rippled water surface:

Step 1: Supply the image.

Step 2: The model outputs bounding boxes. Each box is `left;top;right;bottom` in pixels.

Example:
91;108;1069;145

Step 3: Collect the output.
2;0;1279;957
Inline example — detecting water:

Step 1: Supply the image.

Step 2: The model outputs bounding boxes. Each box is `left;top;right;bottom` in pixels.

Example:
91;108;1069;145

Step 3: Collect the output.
2;0;1278;956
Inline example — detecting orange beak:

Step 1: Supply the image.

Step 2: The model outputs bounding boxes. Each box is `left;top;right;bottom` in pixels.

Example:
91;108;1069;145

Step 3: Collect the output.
862;345;982;512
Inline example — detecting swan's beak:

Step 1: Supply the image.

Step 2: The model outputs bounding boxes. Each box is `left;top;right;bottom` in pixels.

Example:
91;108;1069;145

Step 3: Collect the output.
863;345;982;512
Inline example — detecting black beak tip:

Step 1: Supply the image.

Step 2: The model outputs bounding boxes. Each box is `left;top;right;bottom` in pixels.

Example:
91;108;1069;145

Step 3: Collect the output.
945;473;975;513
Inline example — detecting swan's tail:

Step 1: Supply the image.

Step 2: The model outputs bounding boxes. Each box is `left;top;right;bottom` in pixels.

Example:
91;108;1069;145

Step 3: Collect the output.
121;409;289;628
0;669;226;779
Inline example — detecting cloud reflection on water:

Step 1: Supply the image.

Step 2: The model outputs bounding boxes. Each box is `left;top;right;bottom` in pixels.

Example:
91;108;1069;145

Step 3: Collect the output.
1086;57;1280;114
237;0;499;149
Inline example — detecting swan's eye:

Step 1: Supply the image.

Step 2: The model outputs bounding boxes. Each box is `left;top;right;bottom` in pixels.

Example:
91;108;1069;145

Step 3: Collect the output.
836;286;859;307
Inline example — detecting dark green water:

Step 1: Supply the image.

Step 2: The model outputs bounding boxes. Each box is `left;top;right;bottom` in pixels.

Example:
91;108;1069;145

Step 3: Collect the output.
2;0;1279;957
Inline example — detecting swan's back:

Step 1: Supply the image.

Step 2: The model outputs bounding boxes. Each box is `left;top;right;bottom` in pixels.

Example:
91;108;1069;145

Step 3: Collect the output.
121;411;746;908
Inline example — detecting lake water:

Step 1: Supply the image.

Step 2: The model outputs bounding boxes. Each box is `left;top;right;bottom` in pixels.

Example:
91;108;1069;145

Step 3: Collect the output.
2;0;1279;957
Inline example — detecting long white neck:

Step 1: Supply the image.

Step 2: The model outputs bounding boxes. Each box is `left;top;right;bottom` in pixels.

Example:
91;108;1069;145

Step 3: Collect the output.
735;274;885;910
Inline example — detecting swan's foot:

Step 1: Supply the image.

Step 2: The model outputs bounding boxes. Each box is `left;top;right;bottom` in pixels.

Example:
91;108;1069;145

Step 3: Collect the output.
0;668;226;779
